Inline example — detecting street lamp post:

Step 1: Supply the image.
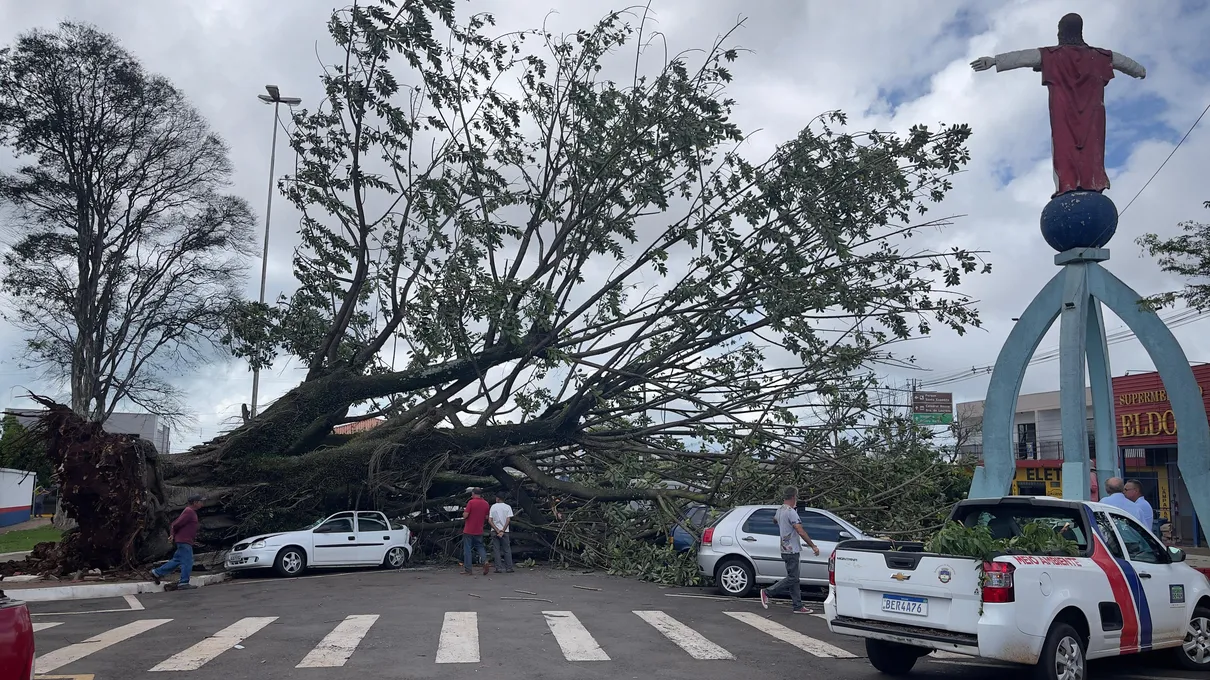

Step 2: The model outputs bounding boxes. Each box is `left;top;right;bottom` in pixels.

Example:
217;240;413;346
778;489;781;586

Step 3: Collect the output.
250;85;301;420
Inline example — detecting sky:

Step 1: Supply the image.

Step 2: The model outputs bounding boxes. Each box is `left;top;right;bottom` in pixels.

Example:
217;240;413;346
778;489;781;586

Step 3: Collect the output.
0;0;1208;452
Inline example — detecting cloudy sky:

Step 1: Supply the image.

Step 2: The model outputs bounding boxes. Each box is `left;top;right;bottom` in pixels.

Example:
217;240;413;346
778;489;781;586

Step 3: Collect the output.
0;0;1208;451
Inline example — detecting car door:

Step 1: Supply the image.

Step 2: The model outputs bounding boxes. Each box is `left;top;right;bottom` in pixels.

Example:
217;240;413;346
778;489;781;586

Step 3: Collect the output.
1107;512;1186;646
797;510;845;584
736;508;787;579
311;515;357;565
353;512;392;564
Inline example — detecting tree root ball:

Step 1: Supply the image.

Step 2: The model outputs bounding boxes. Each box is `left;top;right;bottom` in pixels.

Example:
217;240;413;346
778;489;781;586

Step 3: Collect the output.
1040;191;1118;252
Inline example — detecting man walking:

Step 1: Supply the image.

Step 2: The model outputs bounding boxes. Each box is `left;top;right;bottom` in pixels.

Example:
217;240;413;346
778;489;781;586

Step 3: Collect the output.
152;495;204;590
1125;479;1155;532
1099;477;1138;517
489;493;515;573
760;486;820;614
462;488;491;575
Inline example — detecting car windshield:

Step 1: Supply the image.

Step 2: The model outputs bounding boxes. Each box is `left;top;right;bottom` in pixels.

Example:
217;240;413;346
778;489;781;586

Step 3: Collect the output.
298;518;324;531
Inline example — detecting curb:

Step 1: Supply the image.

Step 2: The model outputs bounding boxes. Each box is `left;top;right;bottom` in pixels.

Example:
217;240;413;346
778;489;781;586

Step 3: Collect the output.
9;572;229;602
0;551;30;562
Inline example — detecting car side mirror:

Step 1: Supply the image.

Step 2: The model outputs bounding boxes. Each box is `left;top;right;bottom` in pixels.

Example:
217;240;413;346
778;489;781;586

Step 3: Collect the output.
1169;546;1187;562
838;531;854;541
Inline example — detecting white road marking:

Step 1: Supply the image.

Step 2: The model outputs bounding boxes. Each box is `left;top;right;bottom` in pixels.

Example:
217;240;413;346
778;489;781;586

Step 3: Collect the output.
123;594;144;611
724;611;856;658
35;618;172;673
633;610;734;660
149;616;277;671
542;611;610;661
32;621;63;632
296;614;379;668
435;612;479;663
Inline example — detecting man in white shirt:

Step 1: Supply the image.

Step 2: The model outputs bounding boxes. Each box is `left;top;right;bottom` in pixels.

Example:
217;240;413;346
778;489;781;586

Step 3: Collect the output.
1124;479;1155;533
488;494;515;573
1099;477;1138;517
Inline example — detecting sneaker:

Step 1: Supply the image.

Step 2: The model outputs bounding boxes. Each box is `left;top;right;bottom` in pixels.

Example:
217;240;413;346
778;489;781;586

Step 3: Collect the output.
483;563;492;576
150;572;161;586
506;569;515;573
176;583;197;590
760;589;770;609
792;606;813;614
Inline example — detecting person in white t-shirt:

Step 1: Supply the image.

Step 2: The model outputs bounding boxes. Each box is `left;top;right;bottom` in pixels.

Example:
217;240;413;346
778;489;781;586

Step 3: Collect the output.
488;494;515;573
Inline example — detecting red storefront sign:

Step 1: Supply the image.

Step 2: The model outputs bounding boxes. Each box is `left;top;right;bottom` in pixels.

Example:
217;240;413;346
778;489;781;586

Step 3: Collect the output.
1112;364;1210;447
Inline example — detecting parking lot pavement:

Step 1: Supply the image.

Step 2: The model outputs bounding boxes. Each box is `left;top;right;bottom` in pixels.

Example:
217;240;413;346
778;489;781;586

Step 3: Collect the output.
26;566;1200;680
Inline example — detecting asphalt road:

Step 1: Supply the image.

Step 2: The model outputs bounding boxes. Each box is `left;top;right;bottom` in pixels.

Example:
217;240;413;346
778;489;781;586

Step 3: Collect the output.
26;566;1199;680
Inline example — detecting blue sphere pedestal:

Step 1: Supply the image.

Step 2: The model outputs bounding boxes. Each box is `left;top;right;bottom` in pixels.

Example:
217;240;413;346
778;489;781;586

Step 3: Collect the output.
1040;191;1118;252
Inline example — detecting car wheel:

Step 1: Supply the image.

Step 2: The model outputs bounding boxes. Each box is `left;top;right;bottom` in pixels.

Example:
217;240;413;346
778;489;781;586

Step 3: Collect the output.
865;639;922;676
382;546;409;569
715;558;755;597
1035;622;1084;680
274;547;307;577
1175;605;1210;670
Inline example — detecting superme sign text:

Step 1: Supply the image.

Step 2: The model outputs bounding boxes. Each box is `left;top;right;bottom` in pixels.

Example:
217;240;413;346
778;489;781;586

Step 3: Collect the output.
1113;375;1209;445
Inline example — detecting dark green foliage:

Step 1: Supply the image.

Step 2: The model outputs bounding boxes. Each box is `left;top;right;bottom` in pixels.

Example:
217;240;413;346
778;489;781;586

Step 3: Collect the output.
0;414;52;486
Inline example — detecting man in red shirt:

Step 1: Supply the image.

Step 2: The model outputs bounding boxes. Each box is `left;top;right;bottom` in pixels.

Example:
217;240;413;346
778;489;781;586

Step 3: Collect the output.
151;494;204;590
461;488;491;575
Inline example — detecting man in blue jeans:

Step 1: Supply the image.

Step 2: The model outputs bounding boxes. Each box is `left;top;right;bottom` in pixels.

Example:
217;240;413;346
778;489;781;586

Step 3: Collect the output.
461;488;491;575
151;495;204;590
759;486;820;614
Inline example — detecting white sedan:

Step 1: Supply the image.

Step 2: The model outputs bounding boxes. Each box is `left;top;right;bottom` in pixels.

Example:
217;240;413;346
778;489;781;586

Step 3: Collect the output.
224;510;413;577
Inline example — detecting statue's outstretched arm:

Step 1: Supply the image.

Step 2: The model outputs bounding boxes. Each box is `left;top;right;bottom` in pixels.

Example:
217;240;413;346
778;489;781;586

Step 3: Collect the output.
971;49;1042;73
1112;52;1146;79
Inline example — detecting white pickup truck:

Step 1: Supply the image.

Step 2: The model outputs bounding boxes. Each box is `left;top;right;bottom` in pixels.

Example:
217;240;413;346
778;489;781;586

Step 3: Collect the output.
224;510;413;577
825;496;1210;680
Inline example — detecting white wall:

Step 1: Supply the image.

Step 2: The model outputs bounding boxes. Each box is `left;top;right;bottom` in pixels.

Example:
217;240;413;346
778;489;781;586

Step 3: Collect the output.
0;467;36;527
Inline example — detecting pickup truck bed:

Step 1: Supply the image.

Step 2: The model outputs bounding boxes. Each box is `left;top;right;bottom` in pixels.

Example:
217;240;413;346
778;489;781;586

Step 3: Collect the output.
825;496;1210;679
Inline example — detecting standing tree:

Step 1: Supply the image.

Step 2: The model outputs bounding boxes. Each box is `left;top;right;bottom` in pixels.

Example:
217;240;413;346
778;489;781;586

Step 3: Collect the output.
1139;200;1210;310
30;1;989;571
0;22;255;424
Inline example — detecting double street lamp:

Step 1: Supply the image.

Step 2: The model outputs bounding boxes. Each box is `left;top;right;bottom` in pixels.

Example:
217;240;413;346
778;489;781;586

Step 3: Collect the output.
250;85;302;419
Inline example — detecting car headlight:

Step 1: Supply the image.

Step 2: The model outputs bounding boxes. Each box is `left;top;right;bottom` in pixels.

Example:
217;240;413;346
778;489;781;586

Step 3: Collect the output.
250;541;266;549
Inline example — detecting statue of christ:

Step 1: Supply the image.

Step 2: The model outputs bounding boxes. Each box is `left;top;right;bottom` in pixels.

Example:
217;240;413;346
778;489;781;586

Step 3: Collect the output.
971;13;1146;198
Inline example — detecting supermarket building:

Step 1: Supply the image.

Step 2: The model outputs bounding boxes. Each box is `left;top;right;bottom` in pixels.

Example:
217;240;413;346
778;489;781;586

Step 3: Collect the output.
957;363;1210;545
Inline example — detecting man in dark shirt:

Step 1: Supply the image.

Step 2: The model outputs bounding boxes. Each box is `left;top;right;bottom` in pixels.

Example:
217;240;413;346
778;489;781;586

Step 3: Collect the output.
461;488;491;576
151;494;204;590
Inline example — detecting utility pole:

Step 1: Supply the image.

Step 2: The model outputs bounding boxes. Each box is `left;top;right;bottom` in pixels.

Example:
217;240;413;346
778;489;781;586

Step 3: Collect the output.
249;85;301;420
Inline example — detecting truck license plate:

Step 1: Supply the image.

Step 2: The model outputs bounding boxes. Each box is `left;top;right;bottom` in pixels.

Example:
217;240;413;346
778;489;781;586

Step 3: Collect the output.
881;594;928;616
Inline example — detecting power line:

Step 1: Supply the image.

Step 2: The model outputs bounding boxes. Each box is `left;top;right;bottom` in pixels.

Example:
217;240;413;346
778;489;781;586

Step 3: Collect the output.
1118;100;1210;218
915;307;1209;389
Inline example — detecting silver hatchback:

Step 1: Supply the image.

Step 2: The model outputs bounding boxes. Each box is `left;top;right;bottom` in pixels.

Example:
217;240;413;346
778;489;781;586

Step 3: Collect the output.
697;505;871;597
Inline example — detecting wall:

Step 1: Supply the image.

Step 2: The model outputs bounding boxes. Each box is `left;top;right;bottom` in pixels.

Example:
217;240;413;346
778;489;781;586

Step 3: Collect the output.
0;467;35;527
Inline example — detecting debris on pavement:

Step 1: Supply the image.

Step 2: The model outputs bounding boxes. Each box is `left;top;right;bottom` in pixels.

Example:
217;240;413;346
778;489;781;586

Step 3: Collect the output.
501;596;553;603
572;585;601;591
514;589;537;595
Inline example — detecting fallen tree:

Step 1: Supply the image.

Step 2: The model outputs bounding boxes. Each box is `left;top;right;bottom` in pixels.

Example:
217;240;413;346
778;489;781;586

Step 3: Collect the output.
12;1;989;576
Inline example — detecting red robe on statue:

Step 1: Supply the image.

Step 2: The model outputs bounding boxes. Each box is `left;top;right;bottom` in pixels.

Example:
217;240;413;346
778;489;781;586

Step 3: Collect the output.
1039;45;1115;197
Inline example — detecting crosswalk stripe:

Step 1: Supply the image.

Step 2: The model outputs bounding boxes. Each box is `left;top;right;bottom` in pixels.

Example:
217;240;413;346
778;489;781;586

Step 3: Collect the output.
542;611;609;661
150;616;277;672
724;611;856;658
296;614;379;668
435;612;479;663
35;618;172;673
33;622;63;632
633;611;734;660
